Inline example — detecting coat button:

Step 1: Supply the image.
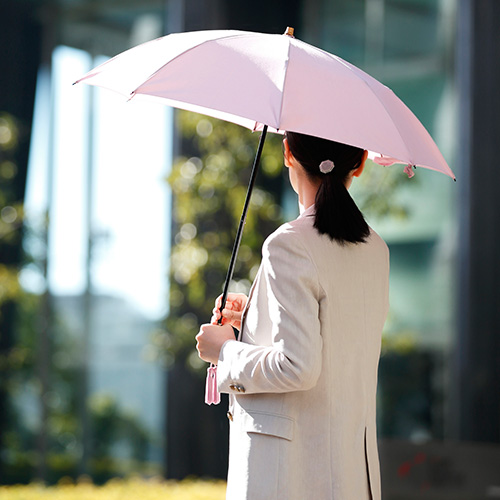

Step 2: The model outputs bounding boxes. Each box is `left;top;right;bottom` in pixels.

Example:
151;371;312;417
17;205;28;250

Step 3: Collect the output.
227;411;233;421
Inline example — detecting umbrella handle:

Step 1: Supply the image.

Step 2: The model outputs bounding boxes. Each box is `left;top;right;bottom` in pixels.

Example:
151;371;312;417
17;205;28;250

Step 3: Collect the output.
217;125;268;334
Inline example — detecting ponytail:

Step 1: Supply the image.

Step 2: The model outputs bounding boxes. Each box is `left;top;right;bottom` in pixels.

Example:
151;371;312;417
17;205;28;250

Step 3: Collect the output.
285;132;370;245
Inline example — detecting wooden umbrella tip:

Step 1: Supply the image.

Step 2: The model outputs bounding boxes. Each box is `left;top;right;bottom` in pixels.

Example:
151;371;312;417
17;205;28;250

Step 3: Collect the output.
284;27;295;37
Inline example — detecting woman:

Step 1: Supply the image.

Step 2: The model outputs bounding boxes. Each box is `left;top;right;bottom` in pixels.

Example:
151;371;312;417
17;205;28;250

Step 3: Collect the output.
196;131;390;500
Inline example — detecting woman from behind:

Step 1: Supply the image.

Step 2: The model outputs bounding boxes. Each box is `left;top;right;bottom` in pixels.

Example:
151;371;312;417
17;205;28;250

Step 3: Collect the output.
196;131;390;500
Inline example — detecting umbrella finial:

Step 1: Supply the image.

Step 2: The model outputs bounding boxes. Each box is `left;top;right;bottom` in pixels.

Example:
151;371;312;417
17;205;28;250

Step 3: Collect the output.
284;27;295;37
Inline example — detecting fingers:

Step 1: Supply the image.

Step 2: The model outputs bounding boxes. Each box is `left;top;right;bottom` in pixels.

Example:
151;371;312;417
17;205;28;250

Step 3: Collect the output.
196;323;235;365
210;310;223;325
211;306;226;325
211;293;247;328
214;293;248;312
211;306;242;324
211;301;230;324
214;294;223;310
222;308;241;322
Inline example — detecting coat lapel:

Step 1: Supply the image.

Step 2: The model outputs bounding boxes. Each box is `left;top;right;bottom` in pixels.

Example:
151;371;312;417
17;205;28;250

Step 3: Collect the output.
237;265;262;340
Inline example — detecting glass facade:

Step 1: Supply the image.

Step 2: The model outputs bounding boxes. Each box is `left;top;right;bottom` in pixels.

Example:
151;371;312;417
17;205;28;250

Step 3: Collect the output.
19;4;172;480
303;0;457;442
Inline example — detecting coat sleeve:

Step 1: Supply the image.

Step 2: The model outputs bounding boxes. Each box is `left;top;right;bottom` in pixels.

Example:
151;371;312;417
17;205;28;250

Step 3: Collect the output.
217;229;323;394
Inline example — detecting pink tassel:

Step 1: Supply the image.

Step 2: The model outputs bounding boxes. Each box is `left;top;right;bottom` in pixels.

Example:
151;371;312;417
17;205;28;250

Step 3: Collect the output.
373;155;399;166
404;164;416;178
205;364;221;405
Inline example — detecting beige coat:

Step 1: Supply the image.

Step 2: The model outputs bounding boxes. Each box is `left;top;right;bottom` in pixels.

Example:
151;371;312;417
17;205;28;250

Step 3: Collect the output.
217;205;390;500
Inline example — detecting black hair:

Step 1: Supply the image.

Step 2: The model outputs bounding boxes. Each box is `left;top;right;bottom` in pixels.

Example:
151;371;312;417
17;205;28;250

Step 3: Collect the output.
285;131;370;245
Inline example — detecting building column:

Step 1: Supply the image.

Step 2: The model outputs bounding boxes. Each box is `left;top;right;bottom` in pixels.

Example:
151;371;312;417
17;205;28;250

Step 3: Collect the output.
0;0;41;481
456;0;500;443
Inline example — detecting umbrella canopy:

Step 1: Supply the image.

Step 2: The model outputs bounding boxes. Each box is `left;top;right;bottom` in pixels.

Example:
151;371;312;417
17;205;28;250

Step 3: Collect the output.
75;28;455;180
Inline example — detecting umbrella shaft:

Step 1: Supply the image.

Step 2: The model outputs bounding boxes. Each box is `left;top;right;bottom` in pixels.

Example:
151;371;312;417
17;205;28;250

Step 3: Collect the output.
218;125;269;329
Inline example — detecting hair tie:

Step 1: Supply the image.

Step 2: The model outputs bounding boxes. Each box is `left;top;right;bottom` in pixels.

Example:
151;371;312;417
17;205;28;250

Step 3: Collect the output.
319;159;335;174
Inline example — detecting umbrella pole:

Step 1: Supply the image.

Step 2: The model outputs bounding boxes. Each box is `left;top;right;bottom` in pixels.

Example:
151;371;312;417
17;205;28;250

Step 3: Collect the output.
218;125;268;327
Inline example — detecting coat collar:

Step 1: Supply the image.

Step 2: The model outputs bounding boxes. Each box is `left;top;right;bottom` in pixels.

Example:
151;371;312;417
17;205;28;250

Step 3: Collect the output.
298;203;316;220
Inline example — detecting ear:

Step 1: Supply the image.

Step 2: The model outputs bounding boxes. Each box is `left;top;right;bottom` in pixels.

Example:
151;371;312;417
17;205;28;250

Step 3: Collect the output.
352;150;368;178
282;137;293;168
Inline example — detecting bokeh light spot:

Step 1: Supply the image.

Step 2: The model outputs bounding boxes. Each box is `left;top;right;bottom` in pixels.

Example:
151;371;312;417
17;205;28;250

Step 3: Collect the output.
198;184;215;199
1;206;18;224
179;223;197;241
0;116;18;150
180;157;202;179
0;123;12;145
262;154;281;177
196;119;213;138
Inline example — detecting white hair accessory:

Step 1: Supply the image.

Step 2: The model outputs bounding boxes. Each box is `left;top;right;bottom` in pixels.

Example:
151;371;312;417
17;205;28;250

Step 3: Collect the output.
319;159;335;174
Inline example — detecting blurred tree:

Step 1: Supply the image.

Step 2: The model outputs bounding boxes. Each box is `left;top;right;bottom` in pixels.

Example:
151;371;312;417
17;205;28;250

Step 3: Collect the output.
89;393;151;484
354;158;415;221
0;111;32;482
0;0;42;480
0;114;24;303
2;287;154;485
164;112;285;371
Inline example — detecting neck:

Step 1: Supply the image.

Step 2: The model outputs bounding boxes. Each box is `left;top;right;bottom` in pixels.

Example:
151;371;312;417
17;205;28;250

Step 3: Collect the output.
298;174;355;211
297;179;320;213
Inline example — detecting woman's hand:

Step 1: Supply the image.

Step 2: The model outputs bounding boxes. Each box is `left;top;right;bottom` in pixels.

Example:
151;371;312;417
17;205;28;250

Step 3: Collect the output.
196;323;236;365
211;293;248;330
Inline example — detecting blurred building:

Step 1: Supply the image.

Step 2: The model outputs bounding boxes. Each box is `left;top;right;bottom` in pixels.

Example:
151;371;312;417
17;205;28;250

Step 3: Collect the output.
1;0;499;497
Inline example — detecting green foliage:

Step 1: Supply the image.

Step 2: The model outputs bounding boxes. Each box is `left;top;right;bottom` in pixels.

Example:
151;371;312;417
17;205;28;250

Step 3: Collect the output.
89;394;152;482
0;112;24;308
353;158;415;221
0;114;20;152
0;265;21;307
3;292;153;484
0;477;226;499
159;112;284;372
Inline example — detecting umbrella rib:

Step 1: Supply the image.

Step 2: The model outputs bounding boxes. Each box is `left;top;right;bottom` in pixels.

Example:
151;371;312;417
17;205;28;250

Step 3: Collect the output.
365;85;414;164
275;38;293;131
342;64;414;163
279;40;415;165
